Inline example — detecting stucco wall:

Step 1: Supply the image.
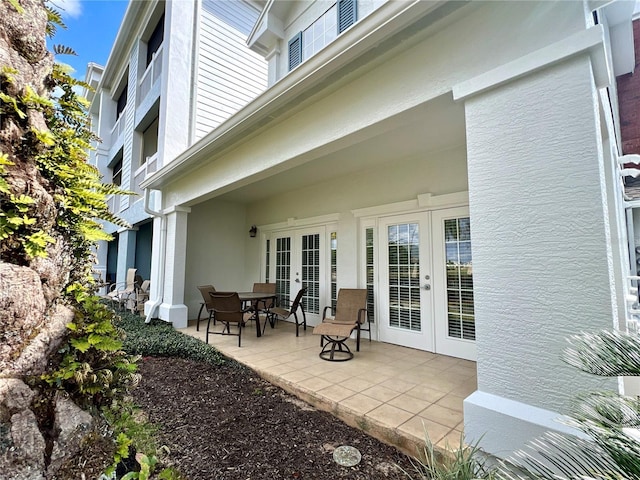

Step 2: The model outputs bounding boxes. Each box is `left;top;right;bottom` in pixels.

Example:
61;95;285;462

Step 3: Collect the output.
464;55;617;416
184;200;248;315
246;146;467;225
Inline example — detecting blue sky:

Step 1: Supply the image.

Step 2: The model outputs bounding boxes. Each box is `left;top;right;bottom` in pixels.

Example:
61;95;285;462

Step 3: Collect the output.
48;0;128;80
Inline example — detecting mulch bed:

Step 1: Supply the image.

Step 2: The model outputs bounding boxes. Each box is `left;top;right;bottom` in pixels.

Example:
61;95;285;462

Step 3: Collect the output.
132;356;418;479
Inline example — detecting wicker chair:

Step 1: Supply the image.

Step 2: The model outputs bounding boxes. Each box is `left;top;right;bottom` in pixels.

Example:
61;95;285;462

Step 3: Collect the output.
312;289;369;361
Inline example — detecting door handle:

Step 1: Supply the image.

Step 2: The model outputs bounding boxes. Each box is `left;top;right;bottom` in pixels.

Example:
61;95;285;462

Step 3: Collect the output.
424;284;431;290
295;278;301;283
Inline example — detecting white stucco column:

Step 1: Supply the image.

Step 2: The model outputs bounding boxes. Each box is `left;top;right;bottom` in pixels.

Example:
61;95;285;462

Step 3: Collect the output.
145;214;163;317
159;205;191;328
453;29;619;457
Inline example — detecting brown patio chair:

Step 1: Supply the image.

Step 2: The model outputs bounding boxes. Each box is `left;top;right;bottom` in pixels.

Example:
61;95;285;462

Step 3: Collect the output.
196;285;216;331
207;292;251;347
106;268;137;311
312;288;368;361
270;287;307;337
250;282;277;333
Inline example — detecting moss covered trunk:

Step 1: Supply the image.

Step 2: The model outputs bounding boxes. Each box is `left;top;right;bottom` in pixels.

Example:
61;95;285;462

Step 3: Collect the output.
0;1;102;477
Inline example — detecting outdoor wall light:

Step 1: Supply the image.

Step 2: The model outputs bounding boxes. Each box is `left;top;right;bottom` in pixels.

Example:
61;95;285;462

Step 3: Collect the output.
249;225;257;238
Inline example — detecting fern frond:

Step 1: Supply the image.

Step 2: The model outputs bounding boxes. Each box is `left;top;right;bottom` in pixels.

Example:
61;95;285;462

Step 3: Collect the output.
53;45;77;56
46;6;66;30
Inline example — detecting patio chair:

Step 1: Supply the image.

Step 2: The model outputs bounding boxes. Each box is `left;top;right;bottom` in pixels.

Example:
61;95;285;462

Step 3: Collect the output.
207;292;251;347
312;288;368;361
196;285;216;331
250;282;277;333
270;287;308;337
132;280;150;315
106;268;137;311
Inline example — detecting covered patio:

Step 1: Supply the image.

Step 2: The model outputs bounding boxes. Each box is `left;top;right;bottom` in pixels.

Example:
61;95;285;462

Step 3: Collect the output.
180;318;476;456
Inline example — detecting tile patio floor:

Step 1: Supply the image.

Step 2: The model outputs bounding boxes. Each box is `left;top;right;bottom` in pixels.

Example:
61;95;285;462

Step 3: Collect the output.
180;318;477;457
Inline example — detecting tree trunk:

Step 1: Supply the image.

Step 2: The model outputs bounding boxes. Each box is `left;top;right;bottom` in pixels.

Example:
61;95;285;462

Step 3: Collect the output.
0;1;99;477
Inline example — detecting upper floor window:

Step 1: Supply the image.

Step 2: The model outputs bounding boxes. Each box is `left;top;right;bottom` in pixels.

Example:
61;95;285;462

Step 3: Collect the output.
303;4;337;62
116;86;128;120
111;157;123;186
146;13;164;67
141;117;159;167
289;0;357;71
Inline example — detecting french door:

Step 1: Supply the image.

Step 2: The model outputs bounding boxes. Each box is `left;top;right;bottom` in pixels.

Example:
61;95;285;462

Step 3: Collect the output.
376;208;476;360
378;213;433;351
271;227;326;325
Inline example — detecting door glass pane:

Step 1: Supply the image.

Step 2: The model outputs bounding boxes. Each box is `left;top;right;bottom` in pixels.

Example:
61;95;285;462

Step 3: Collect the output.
387;223;421;331
366;228;375;323
330;232;337;312
444;218;475;341
265;239;270;282
275;237;291;307
301;233;320;314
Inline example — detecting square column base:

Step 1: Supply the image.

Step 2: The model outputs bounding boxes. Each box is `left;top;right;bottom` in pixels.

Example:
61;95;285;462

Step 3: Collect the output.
158;303;189;328
464;391;585;458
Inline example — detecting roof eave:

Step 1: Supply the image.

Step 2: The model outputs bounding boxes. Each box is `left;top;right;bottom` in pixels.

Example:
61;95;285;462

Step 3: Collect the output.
98;0;147;90
142;0;448;191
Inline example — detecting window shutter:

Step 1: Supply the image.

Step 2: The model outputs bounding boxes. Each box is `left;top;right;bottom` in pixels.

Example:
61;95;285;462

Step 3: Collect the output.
288;32;303;71
337;0;357;34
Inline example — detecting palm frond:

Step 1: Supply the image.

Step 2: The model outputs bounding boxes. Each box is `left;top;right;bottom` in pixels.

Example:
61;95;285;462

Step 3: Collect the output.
569;392;640;428
496;431;627;480
563;330;640;376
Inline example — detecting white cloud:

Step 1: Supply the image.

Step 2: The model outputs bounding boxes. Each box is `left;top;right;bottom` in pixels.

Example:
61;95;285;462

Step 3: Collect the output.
54;0;82;19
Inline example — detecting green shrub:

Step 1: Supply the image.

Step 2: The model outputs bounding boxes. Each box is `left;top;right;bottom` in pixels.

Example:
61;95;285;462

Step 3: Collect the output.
403;430;495;480
41;289;140;410
116;310;225;366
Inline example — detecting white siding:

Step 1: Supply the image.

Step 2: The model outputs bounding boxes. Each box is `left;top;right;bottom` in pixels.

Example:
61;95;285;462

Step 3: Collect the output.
195;0;268;141
121;44;139;211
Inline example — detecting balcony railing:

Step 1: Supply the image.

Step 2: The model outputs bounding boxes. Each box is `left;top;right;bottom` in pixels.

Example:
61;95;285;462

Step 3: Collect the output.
133;152;159;195
106;193;121;215
110;107;128;146
139;46;163;104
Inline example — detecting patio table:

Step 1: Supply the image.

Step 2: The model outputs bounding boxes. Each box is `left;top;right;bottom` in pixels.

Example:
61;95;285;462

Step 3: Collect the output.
238;292;277;338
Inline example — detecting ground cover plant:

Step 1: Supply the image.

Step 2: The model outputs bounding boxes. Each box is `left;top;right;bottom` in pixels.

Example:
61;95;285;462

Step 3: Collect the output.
116;308;416;479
